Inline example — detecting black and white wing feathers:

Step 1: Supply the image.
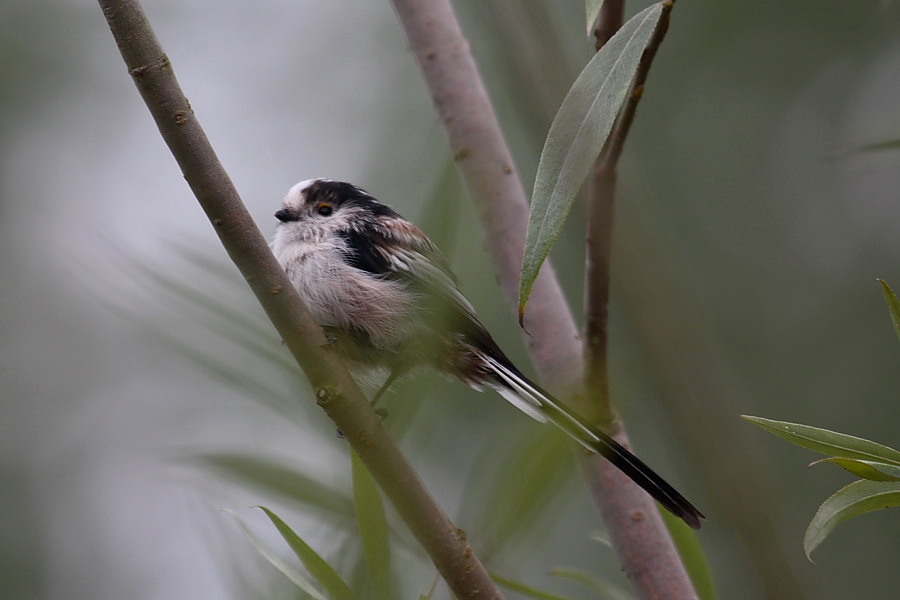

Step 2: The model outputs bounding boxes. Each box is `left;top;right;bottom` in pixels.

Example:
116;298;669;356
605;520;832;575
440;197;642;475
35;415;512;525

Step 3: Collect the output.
337;206;705;529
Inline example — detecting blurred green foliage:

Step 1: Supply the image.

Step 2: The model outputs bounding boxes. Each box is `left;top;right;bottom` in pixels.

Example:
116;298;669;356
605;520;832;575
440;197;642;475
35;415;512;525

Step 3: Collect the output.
3;1;900;599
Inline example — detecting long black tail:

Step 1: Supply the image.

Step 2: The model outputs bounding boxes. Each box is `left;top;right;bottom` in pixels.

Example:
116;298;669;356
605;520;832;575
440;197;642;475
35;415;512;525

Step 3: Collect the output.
482;354;704;529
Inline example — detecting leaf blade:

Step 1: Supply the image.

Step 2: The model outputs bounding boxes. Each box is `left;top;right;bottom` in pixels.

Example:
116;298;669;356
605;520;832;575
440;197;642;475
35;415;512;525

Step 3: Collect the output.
742;415;900;466
519;3;664;320
225;509;329;600
259;507;357;600
803;480;900;560
585;0;605;35
351;451;392;599
878;279;900;345
810;458;900;482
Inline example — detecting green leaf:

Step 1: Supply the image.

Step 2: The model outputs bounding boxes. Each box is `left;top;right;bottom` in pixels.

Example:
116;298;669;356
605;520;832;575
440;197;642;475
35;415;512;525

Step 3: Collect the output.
878;279;900;345
519;3;664;321
660;510;717;600
809;458;900;482
742;416;900;466
586;0;605;35
464;428;573;559
351;451;391;599
858;139;900;154
492;572;579;600
225;509;329;600
258;507;357;600
549;567;632;600
803;480;900;560
194;453;355;520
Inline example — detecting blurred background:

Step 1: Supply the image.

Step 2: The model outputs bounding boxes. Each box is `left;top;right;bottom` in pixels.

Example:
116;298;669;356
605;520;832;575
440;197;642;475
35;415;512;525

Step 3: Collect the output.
2;0;900;598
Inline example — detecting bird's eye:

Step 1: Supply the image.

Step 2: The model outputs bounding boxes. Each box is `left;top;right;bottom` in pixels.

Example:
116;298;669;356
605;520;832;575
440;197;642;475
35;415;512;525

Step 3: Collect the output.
316;203;334;216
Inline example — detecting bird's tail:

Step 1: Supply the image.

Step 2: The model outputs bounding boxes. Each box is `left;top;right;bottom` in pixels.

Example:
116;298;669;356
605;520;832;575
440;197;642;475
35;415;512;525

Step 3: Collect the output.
482;354;704;529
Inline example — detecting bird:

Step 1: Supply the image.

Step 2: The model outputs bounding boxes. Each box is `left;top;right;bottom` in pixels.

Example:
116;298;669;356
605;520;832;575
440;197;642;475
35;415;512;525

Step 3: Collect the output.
271;178;703;529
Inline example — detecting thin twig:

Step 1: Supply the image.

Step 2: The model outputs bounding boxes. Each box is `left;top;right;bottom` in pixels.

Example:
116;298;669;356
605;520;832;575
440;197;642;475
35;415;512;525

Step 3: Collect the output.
583;0;626;428
392;1;697;598
96;2;502;598
581;2;698;599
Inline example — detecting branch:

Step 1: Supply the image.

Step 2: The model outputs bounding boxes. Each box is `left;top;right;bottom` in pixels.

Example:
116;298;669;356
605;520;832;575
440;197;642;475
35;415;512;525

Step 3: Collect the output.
96;2;503;598
390;0;696;597
390;0;584;393
583;0;626;428
584;0;674;422
581;3;697;599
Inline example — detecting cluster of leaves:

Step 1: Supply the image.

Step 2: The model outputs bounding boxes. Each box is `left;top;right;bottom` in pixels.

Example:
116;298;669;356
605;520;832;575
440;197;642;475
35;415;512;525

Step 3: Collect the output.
744;280;900;560
224;450;639;600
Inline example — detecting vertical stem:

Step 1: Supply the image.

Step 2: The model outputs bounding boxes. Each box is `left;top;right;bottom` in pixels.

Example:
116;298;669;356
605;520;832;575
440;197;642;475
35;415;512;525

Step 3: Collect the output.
582;0;625;428
581;3;699;599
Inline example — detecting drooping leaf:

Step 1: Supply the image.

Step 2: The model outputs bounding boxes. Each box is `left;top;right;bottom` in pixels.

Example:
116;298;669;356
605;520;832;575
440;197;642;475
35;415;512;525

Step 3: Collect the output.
742;416;900;466
194;453;355;520
491;572;579;600
351;451;391;599
463;427;573;559
803;480;900;560
549;567;632;600
258;507;357;600
659;509;718;600
519;3;664;321
225;509;329;600
585;0;605;35
858;139;900;154
878;279;900;346
809;458;900;482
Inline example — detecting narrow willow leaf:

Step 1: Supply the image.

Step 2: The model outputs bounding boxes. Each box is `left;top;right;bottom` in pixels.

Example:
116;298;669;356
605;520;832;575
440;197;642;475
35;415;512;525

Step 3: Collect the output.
195;453;355;519
878;279;900;345
491;572;578;600
859;139;900;154
810;458;900;482
467;428;572;559
660;510;718;600
803;480;900;560
742;416;900;466
549;567;632;600
258;507;357;600
225;509;329;600
585;0;605;35
351;451;391;599
519;3;664;320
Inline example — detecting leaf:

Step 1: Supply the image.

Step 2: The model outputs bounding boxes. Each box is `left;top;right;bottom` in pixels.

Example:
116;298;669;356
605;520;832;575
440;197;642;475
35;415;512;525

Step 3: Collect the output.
742;416;900;466
585;0;605;35
351;451;391;599
194;453;356;520
463;428;573;559
549;567;632;600
803;480;900;560
878;279;900;346
809;458;900;482
519;3;664;321
659;509;718;600
258;507;357;600
491;572;579;600
858;139;900;154
225;509;329;600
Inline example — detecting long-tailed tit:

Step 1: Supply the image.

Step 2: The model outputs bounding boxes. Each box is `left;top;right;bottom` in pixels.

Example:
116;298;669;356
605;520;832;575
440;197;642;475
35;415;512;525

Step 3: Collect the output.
272;178;703;529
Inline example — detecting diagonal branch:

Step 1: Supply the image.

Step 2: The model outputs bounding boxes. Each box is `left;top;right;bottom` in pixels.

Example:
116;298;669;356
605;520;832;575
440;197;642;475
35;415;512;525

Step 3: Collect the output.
581;3;697;599
96;1;503;598
391;0;696;598
390;0;584;393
